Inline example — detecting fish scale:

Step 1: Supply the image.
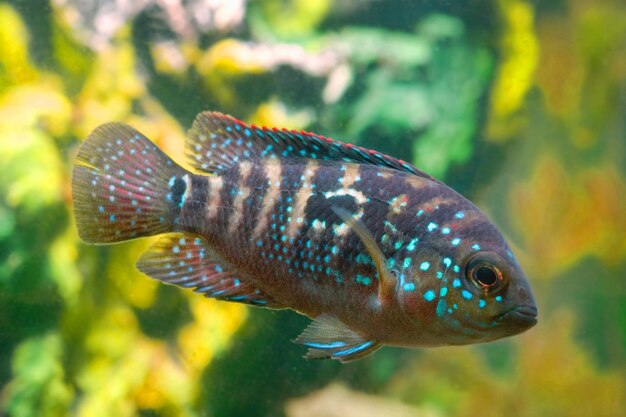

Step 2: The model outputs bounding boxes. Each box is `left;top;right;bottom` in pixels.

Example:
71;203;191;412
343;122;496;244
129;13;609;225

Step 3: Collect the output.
72;111;537;362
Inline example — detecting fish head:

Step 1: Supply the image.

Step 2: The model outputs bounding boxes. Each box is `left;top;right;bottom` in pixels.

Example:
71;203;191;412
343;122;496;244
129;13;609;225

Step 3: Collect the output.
398;212;537;346
446;246;537;343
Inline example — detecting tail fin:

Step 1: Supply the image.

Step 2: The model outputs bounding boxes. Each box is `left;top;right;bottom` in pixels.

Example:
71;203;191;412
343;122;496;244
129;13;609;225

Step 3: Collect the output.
72;123;189;244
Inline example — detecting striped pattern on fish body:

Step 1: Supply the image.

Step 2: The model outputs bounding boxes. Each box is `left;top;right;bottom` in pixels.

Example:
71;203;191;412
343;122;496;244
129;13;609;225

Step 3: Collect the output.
72;111;537;362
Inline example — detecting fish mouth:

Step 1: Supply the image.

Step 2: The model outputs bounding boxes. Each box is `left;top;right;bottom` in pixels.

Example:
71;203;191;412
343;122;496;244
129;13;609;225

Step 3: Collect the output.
497;305;538;330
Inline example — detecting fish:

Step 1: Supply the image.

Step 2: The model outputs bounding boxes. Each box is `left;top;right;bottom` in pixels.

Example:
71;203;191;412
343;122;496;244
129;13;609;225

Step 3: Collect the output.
72;111;537;362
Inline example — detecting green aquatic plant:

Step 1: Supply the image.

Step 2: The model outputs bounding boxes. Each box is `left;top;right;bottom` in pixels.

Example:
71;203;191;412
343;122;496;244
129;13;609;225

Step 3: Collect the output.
1;0;625;416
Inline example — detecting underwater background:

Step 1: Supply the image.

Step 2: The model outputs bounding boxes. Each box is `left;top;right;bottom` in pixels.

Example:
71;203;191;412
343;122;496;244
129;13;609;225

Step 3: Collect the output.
0;0;625;416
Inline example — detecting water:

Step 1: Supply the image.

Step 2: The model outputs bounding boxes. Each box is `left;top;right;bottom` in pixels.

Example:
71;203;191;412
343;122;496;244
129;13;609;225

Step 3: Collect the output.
1;1;625;416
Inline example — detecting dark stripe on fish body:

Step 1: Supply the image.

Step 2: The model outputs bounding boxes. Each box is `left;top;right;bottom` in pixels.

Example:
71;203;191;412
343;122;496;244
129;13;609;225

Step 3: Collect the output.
309;162;344;193
351;166;401;240
241;161;269;242
280;159;306;194
254;161;310;278
181;175;210;234
250;159;284;255
217;164;240;232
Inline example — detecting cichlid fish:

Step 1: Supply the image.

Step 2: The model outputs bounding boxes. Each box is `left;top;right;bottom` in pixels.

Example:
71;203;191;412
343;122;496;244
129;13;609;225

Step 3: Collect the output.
72;112;537;362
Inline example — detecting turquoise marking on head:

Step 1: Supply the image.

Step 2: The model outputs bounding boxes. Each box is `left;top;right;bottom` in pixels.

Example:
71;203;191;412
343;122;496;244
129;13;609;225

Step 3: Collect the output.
361;276;372;285
423;290;436;301
436;298;447;317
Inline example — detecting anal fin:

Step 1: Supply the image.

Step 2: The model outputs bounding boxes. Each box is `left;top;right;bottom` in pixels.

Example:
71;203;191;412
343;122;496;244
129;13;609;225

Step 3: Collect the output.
137;233;283;308
294;314;380;362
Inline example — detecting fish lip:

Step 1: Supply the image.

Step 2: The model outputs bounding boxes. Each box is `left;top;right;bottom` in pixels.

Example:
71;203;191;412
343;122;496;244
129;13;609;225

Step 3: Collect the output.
496;305;538;327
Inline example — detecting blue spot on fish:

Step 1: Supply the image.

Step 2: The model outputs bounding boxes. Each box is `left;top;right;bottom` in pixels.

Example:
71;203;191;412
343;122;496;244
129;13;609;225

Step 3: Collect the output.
461;290;473;300
424;290;436;301
420;261;430;271
334;341;375;357
303;341;346;349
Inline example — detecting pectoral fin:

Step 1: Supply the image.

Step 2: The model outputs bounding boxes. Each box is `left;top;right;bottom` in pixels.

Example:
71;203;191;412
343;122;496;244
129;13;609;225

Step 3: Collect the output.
295;314;380;362
331;206;397;304
137;233;283;308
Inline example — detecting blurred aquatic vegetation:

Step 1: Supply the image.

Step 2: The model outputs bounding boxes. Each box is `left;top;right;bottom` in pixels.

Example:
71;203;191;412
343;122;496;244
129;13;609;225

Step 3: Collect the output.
0;0;625;416
509;155;626;278
285;383;436;417
53;0;247;50
332;16;495;178
486;0;539;140
385;311;625;417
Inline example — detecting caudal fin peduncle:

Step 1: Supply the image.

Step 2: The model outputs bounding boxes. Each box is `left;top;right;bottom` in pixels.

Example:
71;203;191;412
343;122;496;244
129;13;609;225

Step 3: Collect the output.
72;123;189;244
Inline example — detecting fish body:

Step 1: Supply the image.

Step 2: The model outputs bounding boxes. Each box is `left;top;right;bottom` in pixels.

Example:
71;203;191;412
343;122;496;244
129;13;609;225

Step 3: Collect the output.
72;112;537;361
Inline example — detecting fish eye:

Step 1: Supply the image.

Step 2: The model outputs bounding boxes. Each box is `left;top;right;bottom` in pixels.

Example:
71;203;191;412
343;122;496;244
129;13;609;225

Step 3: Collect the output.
466;253;504;291
473;265;499;286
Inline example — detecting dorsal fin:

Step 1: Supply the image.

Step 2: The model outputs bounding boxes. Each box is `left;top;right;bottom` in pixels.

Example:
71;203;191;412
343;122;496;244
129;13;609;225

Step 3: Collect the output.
186;111;433;180
137;233;283;308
